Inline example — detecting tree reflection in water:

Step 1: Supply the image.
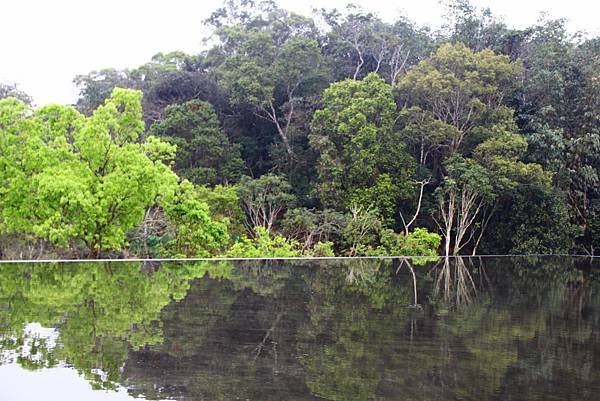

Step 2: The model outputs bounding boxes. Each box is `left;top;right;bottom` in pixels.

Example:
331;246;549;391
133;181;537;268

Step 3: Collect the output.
432;256;480;306
0;260;231;389
1;257;600;400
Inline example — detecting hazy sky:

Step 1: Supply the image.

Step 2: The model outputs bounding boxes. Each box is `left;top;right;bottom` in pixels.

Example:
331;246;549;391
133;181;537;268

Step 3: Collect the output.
1;0;599;106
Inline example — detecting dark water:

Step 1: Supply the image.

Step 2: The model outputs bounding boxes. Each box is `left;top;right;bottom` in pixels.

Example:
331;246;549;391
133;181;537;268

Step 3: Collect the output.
1;257;599;401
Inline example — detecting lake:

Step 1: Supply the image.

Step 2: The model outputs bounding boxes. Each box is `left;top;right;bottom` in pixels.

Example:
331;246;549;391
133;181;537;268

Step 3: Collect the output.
0;256;599;400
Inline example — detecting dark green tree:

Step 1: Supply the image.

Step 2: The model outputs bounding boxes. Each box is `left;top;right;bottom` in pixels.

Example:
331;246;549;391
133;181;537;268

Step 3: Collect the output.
310;73;415;224
150;99;244;185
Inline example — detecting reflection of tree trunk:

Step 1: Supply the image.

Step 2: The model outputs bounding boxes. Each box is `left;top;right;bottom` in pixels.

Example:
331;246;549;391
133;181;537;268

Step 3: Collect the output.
433;257;479;306
398;258;419;306
408;260;418;306
140;260;161;274
346;259;379;285
454;257;477;305
434;257;452;302
253;311;283;362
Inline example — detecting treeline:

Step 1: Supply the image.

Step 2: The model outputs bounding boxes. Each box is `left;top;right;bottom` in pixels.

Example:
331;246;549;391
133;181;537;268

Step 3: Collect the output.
0;0;598;259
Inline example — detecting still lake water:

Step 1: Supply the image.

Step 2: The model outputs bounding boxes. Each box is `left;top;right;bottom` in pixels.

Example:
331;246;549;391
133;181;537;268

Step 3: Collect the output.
0;256;599;401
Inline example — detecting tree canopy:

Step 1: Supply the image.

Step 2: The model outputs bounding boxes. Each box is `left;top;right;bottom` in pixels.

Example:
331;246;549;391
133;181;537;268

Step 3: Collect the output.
1;0;599;258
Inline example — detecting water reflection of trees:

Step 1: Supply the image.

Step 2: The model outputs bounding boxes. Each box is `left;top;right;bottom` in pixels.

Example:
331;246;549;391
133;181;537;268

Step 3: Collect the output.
298;260;411;401
431;257;481;307
1;257;600;400
426;256;600;400
0;261;231;389
150;257;600;401
123;261;315;401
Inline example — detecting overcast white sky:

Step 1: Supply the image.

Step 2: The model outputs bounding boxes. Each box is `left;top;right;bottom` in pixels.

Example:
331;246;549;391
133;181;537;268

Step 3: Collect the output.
1;0;598;106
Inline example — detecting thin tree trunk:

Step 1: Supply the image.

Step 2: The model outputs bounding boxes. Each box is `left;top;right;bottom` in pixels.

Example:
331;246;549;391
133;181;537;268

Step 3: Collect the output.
400;178;431;235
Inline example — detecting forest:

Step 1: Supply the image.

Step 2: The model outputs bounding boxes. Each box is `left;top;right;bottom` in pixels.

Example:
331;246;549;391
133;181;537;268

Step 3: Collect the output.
0;0;598;259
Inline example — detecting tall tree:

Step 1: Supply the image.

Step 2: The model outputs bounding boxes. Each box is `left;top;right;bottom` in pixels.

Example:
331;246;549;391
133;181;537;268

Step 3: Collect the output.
310;73;415;225
442;0;512;53
397;43;548;254
515;19;600;254
317;5;432;83
212;3;328;168
74;52;215;125
397;42;523;157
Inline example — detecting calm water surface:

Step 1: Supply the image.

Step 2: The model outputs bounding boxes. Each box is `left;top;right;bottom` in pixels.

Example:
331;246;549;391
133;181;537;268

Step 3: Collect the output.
0;257;599;400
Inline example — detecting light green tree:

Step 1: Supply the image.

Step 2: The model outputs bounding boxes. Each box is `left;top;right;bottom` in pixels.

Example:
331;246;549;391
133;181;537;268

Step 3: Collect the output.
224;226;302;258
0;88;179;255
160;181;230;257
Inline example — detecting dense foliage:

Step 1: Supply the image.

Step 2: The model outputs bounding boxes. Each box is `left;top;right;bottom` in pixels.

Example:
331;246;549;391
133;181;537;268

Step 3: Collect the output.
1;0;599;258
